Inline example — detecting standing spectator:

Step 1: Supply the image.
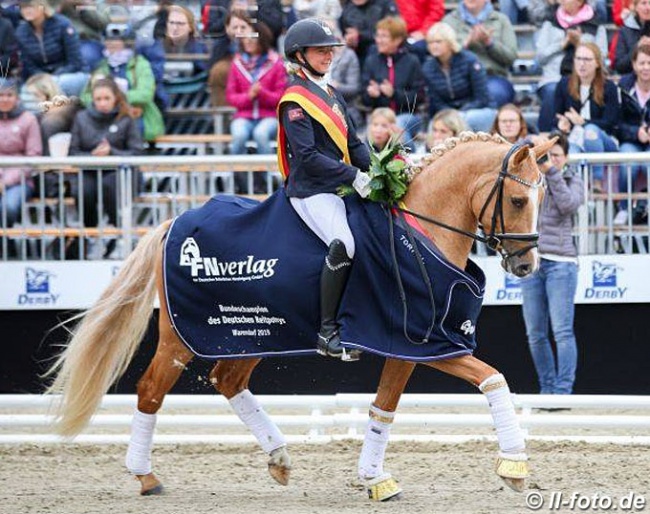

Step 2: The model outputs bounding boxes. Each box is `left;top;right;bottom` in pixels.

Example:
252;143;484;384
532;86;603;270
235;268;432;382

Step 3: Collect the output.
207;9;252;107
69;77;142;257
394;0;445;62
615;44;650;224
614;0;650;74
361;16;424;149
80;23;164;143
422;21;496;133
14;0;89;96
49;0;111;71
226;21;286;191
0;8;18;75
520;132;584;396
443;0;517;108
426;108;468;149
162;4;208;77
535;0;607;132
554;42;620;191
339;0;398;67
0;77;42;230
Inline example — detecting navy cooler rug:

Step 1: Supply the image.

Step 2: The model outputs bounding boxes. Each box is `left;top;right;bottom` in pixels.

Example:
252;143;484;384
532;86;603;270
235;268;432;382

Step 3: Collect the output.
164;190;486;361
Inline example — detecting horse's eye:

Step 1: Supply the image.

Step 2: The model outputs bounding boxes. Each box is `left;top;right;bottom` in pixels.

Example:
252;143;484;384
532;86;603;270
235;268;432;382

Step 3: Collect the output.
511;197;527;209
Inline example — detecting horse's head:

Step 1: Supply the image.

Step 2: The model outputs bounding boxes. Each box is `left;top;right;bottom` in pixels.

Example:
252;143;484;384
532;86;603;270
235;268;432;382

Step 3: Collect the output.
472;136;556;277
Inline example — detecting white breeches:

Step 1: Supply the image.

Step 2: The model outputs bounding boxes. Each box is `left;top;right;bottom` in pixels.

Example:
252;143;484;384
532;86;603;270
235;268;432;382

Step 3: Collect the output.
290;194;355;258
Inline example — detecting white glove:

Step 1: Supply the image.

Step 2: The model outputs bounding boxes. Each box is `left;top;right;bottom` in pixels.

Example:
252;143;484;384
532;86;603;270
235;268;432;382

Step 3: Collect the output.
353;170;372;198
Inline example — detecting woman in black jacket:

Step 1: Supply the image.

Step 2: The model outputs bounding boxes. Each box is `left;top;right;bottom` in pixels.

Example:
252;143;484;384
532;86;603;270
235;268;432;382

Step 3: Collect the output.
69;77;141;257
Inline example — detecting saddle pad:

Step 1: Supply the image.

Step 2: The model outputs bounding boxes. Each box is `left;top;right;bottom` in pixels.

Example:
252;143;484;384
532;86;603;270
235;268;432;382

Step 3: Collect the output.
163;191;486;361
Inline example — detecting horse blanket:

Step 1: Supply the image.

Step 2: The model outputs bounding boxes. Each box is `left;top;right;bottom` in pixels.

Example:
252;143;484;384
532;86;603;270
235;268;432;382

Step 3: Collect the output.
163;190;486;361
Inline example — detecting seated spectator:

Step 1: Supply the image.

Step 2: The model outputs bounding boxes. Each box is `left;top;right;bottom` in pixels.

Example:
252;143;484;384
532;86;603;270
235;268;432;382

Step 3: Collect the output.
554;42;620;191
69;77;142;257
0;77;42;232
361;15;424;150
229;0;284;44
443;0;517;108
208;9;253;107
340;0;399;68
613;0;634;25
225;20;286;191
161;4;208;80
394;0;445;62
50;0;110;71
422;22;496;133
616;44;650;224
15;0;89;96
293;0;342;21
615;0;650;74
80;23;164;143
426;108;468;149
535;0;607;132
490;102;546;144
325;18;363;129
0;8;18;75
367;107;399;152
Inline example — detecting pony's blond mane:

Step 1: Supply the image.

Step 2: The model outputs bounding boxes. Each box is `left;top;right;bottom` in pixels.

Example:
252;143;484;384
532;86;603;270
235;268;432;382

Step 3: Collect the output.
407;131;508;182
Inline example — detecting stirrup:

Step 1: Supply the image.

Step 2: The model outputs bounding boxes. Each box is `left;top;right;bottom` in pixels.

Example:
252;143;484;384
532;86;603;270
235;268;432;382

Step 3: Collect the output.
316;332;360;362
365;473;402;501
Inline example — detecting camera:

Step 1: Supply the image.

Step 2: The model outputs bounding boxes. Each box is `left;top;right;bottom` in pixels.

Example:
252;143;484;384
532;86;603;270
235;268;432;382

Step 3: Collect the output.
104;23;133;41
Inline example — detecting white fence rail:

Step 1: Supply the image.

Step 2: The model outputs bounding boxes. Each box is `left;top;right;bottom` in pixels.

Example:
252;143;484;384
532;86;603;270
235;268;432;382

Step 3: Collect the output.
1;394;649;445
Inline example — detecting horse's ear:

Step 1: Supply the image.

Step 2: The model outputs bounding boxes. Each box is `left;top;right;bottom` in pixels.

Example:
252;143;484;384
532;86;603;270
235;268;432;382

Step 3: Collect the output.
531;136;558;162
509;143;534;172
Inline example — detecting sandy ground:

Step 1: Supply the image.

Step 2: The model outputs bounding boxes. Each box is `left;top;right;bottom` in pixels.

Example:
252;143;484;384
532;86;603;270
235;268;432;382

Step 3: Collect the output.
1;440;649;514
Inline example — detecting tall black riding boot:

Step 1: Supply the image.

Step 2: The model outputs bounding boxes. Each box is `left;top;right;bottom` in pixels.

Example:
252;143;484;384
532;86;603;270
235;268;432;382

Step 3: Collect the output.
317;239;360;361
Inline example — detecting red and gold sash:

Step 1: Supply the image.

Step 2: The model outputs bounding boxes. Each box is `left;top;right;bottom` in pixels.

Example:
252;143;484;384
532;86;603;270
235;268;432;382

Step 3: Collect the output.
277;81;350;179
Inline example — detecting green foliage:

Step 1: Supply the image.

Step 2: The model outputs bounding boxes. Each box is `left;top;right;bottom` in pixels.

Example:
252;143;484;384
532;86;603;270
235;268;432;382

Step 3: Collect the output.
338;136;410;205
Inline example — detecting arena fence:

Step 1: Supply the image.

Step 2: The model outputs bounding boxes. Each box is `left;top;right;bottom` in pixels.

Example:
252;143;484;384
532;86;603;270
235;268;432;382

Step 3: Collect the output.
1;394;649;445
0;152;648;260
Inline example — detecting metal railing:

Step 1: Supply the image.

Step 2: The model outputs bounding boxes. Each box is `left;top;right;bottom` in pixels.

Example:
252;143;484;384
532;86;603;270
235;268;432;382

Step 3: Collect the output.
0;153;648;260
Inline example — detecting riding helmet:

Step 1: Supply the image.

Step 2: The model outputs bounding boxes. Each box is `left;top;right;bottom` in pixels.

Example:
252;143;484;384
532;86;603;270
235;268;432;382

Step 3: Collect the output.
283;18;343;64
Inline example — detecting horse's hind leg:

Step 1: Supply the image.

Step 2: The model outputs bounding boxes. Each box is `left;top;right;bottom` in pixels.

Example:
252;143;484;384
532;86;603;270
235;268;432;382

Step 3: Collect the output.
426;355;529;492
210;358;291;486
359;358;415;501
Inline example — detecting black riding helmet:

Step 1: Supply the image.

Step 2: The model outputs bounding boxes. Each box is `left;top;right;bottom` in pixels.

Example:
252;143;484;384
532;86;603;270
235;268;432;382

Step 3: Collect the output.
283;18;343;77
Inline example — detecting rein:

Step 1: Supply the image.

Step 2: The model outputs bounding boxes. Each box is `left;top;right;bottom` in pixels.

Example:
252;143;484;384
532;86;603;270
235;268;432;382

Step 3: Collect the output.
385;142;543;344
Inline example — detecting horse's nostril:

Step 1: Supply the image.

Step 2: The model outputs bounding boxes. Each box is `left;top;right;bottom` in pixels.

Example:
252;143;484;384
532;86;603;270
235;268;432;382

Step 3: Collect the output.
516;263;532;276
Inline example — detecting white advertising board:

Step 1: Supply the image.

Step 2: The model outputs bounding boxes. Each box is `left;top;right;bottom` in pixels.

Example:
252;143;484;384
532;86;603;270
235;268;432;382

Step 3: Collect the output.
0;255;648;310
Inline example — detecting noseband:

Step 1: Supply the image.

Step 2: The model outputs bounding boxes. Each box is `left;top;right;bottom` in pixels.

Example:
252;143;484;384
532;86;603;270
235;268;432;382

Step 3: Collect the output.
396;141;544;265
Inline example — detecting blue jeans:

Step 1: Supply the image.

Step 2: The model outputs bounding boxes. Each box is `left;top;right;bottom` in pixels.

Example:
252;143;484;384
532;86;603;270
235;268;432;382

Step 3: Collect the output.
537;82;557;133
570;123;618;182
618;142;649;210
55;72;90;97
487;75;515;108
463;107;498;133
0;183;33;227
520;259;579;394
230;117;277;155
396;112;423;152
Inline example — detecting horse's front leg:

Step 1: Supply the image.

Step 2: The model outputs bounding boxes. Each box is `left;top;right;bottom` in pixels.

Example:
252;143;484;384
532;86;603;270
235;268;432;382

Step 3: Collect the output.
359;358;415;501
426;355;529;492
210;358;291;486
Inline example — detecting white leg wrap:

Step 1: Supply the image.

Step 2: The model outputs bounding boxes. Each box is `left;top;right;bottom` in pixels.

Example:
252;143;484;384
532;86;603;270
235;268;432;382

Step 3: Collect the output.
125;409;156;475
229;390;286;454
479;373;525;454
358;404;394;480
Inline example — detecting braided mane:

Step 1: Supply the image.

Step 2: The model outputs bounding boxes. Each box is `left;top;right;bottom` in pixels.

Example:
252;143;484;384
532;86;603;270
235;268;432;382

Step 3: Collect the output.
407;131;508;182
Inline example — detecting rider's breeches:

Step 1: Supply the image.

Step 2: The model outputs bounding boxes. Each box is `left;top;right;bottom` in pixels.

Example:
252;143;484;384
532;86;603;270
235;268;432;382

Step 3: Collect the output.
479;374;526;455
290;194;355;258
358;404;394;479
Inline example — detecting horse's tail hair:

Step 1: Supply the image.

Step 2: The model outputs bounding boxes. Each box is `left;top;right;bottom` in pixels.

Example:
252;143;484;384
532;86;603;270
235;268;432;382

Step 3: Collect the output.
44;221;171;438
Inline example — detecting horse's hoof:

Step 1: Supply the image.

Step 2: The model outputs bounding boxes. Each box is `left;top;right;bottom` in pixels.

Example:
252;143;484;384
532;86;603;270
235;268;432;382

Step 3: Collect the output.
137;473;164;496
496;454;529;492
365;473;402;501
268;447;292;486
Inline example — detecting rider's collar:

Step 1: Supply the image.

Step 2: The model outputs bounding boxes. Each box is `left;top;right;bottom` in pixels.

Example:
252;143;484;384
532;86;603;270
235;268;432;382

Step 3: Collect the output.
302;68;331;93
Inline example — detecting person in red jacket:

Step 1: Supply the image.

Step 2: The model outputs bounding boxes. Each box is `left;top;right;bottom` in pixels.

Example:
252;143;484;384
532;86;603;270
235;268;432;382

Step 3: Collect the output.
395;0;445;61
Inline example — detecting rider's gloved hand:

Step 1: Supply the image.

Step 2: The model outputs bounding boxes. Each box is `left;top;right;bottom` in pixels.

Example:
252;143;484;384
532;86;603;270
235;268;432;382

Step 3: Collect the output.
353;170;372;198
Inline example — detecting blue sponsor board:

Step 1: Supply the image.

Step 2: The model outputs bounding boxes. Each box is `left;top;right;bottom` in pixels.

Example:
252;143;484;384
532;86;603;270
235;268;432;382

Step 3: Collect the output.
496;273;522;301
584;261;627;300
18;267;60;306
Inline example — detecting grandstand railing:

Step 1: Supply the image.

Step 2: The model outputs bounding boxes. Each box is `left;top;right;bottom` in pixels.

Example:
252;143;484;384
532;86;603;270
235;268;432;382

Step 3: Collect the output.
0;153;648;260
1;394;648;445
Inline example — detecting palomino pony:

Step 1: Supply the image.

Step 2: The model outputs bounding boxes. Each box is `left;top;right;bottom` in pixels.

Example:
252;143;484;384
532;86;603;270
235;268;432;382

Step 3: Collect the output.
46;132;554;501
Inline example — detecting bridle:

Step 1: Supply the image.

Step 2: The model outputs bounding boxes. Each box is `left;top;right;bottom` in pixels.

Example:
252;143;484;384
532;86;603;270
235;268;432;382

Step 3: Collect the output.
395;141;544;268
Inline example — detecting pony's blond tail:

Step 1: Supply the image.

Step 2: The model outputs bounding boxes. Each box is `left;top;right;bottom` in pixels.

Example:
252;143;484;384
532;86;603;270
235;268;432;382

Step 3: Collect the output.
45;221;171;437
